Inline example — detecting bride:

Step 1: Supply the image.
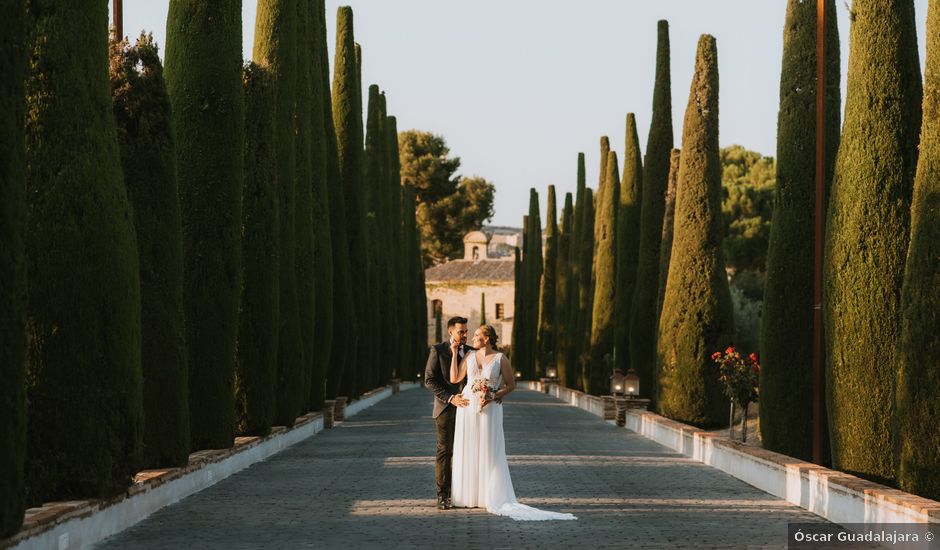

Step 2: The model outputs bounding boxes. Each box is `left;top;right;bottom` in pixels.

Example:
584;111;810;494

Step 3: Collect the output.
448;324;576;521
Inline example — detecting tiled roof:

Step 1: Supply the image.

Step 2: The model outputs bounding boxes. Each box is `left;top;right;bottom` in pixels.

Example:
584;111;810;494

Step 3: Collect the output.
425;259;514;282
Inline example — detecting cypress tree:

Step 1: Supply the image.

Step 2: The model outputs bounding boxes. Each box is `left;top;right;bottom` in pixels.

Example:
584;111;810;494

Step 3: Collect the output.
364;84;388;388
110;34;190;466
25;0;143;501
760;0;840;461
597;136;611;203
388;115;410;378
511;244;523;361
554;192;574;384
656;35;734;427
537;185;558;375
656;149;682;320
0;0;26;533
237;63;279;437
401;186;427;373
300;0;332;411
317;0;354;402
435;308;443;344
630;20;674;403
577;189;595;392
562;154;586;388
333;7;367;399
526;190;543;378
896;0;940;500
590;152;619;394
252;0;303;427
614;114;643;373
824;0;921;483
481;293;487;324
167;0;246;448
353;42;372;396
513;217;528;370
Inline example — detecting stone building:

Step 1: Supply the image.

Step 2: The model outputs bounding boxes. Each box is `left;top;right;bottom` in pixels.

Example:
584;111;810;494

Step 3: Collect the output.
425;230;516;348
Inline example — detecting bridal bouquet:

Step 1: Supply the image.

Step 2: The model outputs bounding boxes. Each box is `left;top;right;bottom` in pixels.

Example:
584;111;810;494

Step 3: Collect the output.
470;378;496;414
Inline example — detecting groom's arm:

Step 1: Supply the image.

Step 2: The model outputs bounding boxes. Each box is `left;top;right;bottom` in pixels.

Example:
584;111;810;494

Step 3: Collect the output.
424;346;454;404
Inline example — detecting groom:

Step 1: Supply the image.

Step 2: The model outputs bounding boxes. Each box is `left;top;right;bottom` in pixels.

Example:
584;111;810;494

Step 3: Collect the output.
425;316;471;510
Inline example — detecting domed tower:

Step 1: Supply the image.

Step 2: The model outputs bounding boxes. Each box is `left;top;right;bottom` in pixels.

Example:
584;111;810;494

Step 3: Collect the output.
463;230;490;262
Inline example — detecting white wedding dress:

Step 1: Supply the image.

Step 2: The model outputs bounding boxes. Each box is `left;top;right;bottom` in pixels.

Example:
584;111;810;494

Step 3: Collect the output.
451;351;576;521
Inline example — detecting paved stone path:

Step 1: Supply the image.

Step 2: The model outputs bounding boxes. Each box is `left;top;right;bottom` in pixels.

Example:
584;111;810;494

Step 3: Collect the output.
95;387;828;549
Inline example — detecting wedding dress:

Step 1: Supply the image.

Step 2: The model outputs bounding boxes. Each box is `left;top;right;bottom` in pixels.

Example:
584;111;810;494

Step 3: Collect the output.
450;351;576;521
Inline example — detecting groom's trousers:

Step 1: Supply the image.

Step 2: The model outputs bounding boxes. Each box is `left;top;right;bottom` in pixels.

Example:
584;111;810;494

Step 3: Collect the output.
434;404;457;498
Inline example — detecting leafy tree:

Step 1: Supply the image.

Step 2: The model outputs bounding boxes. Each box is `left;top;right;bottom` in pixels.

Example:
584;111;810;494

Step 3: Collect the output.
398;130;495;266
656;35;734;427
110;34;190;466
760;0;840;462
720;145;775;275
824;0;920;484
0;0;26;534
25;0;142;502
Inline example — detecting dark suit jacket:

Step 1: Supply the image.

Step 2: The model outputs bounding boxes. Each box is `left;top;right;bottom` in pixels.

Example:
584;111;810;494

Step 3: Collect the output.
425;342;473;418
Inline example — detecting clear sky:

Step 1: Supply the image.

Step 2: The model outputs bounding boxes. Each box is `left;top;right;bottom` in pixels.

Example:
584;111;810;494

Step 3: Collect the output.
115;0;929;227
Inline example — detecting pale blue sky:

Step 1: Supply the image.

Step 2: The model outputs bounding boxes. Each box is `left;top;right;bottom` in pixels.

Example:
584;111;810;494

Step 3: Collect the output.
114;1;929;226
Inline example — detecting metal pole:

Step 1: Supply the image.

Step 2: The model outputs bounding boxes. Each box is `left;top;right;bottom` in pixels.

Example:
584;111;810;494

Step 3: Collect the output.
812;0;827;466
112;0;123;41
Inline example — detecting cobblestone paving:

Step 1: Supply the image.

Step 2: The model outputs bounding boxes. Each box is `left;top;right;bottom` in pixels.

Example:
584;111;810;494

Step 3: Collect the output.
95;388;828;549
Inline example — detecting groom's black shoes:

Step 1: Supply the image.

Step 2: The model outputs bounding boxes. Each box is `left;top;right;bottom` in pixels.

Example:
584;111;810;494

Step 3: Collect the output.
437;496;451;510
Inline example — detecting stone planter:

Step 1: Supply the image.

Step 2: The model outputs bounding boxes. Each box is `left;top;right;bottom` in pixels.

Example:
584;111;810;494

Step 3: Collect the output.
334;397;347;422
323;400;335;429
602;396;616;421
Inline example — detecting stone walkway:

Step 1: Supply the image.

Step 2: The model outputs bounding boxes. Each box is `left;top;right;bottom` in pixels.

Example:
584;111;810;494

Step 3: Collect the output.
95;387;828;549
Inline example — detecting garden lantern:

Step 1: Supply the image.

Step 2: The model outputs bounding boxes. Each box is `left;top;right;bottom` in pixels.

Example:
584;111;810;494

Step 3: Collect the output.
515;370;522;380
546;366;558;379
609;366;624;396
624;368;639;397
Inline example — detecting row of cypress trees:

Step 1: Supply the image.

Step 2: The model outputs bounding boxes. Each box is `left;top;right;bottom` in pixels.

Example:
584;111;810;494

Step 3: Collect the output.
0;1;427;535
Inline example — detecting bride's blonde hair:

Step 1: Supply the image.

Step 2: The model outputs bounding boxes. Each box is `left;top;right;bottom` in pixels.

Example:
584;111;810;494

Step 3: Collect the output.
480;324;499;350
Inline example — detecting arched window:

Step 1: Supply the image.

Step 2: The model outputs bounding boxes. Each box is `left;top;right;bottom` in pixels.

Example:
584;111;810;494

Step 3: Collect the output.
472;246;480;261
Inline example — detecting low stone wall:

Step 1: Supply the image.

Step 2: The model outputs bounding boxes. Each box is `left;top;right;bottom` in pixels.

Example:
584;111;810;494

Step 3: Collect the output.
522;381;940;525
3;382;414;550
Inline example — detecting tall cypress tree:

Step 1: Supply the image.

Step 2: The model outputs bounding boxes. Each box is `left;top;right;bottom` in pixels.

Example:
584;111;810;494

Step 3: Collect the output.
111;34;190;466
896;0;940;501
761;0;840;461
537;185;558;375
824;0;921;483
388;115;410;378
253;0;303;427
590;152;619;394
614;114;643;374
656;149;682;321
0;0;26;533
630;20;674;403
364;85;388;388
513;217;528;371
25;0;143;502
511;244;522;359
481;293;487;324
317;0;354;402
526;190;543;378
595;136;612;249
333;7;367;399
554;192;574;384
562;154;586;388
577;189;596;392
401;186;427;373
656;35;734;427
237;63;279;437
301;0;332;411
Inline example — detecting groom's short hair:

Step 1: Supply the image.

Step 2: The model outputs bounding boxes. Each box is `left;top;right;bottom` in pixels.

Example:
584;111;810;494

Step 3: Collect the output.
447;316;468;328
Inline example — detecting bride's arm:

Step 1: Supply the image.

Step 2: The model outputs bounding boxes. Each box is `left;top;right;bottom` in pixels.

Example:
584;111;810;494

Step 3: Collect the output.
495;355;516;400
449;349;469;384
